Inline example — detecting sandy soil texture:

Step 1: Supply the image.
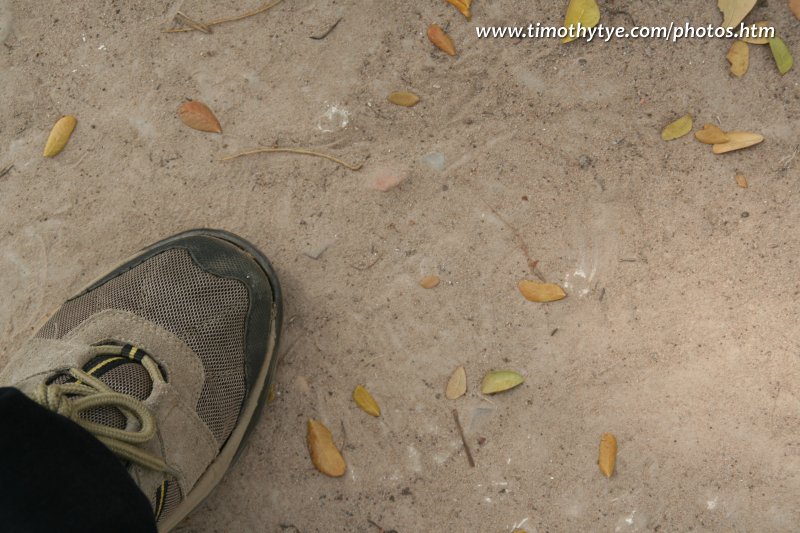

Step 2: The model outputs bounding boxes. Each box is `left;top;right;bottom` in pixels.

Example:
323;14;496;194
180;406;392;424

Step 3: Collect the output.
2;1;800;531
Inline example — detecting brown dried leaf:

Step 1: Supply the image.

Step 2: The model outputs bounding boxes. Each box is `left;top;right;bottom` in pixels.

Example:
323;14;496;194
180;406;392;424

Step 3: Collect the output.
178;100;222;133
598;432;617;477
694;123;730;144
727;40;749;77
352;385;381;417
712;131;764;154
740;21;772;44
718;0;757;28
427;24;456;56
446;366;467;399
790;0;800;20
518;280;567;302
388;91;420;107
420;275;440;289
446;0;471;19
736;174;749;188
307;419;346;477
43;115;77;157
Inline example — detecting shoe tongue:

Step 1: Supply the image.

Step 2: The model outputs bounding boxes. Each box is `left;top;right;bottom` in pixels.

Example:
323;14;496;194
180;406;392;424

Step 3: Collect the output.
76;353;154;430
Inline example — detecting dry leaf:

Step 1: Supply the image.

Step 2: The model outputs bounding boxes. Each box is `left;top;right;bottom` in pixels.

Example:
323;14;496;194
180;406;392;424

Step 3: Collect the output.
736;174;749;188
769;37;793;75
727;40;749;77
420;275;440;289
267;385;276;404
307;419;346;477
598;432;617;477
43;115;77;157
178;100;222;133
661;114;693;141
427;24;456;56
518;280;567;303
562;0;600;44
446;366;467;400
712;130;764;154
740;21;772;44
791;0;800;20
352;385;381;417
481;370;524;394
694;123;730;144
388;91;420;107
718;0;757;28
446;0;471;20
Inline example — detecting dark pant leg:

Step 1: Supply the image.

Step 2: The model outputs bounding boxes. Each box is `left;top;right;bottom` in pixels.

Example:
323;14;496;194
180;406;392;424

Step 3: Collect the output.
0;387;157;533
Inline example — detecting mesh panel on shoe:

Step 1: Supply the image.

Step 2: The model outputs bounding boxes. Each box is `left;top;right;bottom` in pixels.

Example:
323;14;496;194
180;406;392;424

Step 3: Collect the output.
155;479;183;525
36;248;250;445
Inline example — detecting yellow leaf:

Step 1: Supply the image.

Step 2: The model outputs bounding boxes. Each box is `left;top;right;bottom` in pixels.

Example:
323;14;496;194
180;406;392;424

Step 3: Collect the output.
740;21;772;44
518;280;567;302
598;432;617;477
735;174;749;188
480;370;524;394
694;123;729;145
726;40;749;77
388;91;420;107
420;275;440;288
561;0;600;44
712;130;764;154
307;419;347;477
446;366;467;399
718;0;757;28
661;114;693;141
43;115;77;157
769;37;793;75
352;385;381;417
445;0;471;20
427;24;456;56
790;0;800;20
178;100;222;133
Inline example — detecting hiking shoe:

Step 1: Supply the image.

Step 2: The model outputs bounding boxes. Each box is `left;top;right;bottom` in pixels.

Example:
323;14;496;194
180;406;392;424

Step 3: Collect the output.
0;229;282;531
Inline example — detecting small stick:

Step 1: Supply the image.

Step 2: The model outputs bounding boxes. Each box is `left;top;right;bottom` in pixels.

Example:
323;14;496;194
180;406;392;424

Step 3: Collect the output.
164;0;283;33
311;18;342;40
0;164;13;179
452;409;475;467
174;12;212;33
220;147;363;171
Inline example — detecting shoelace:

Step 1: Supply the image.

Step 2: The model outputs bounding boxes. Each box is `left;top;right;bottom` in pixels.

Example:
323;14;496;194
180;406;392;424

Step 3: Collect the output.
29;347;178;476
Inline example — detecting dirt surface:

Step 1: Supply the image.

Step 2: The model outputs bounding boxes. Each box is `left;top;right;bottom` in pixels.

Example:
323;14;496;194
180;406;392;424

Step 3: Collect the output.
2;1;800;531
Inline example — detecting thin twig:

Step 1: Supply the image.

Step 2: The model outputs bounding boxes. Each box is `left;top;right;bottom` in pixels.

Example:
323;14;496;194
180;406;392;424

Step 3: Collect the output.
452;409;475;467
350;253;382;271
311;18;342;40
0;164;13;179
485;203;544;280
174;12;212;33
220;147;363;171
164;0;283;33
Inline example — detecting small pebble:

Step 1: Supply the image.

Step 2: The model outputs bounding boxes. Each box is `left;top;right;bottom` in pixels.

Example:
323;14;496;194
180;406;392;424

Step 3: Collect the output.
421;152;446;172
741;211;749;218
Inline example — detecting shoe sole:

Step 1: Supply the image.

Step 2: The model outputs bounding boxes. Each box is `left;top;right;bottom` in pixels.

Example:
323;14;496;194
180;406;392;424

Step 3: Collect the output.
49;228;283;532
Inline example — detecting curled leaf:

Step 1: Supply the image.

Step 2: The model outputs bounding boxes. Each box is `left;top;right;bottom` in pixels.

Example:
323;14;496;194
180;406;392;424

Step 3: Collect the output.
712;131;764;154
178;100;222;133
661;114;693;141
307;419;347;477
598;432;617;477
518;280;566;303
561;0;600;44
481;370;524;394
694;123;729;145
769;37;793;75
735;174;749;188
352;385;381;417
718;0;757;28
427;24;456;56
43;115;77;157
388;91;420;107
446;366;467;399
446;0;471;20
420;275;440;289
727;40;749;77
740;21;772;44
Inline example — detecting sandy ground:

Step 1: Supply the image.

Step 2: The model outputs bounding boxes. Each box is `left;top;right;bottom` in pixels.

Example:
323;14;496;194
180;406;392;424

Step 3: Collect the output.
2;0;800;531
